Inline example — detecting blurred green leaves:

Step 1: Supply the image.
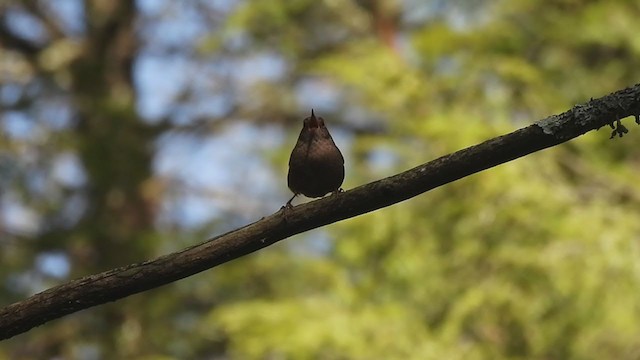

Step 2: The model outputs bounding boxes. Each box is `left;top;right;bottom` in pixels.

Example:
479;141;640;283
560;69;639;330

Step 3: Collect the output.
202;0;640;358
3;0;640;358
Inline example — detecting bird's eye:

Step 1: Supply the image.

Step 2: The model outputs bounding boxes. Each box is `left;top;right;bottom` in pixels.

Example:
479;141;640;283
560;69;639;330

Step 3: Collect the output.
318;118;326;127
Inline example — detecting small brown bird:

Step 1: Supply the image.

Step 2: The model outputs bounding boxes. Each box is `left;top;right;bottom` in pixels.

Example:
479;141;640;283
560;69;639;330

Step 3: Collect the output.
286;110;344;206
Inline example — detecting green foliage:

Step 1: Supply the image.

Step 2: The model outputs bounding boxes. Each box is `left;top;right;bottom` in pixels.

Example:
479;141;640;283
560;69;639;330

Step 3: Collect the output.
199;0;640;359
2;0;640;359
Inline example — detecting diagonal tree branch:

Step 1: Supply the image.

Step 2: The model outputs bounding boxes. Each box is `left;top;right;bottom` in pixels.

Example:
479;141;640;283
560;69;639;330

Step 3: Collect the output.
1;84;640;340
21;0;66;40
0;18;43;57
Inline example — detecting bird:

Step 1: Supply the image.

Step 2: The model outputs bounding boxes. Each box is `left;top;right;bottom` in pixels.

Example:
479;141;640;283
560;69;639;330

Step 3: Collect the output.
286;109;344;207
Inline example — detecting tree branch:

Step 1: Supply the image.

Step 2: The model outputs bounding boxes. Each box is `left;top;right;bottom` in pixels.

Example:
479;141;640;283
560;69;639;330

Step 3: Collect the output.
0;18;43;57
1;84;640;340
22;0;67;40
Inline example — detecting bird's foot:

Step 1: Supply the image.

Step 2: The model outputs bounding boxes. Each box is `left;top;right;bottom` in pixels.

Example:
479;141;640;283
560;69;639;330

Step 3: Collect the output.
280;194;297;222
280;204;292;222
281;202;294;211
283;194;297;208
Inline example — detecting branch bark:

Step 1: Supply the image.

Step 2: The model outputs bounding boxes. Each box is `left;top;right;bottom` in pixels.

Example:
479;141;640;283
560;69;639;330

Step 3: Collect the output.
1;84;640;340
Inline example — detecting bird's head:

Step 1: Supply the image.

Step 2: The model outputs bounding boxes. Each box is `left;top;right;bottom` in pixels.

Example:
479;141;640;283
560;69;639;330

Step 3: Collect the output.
302;109;329;138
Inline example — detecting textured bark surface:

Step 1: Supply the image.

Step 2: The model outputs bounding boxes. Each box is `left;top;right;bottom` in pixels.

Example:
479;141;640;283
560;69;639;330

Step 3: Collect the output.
1;83;639;340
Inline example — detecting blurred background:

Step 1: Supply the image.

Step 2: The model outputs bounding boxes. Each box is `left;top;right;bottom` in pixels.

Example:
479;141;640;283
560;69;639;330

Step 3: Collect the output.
1;0;640;359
